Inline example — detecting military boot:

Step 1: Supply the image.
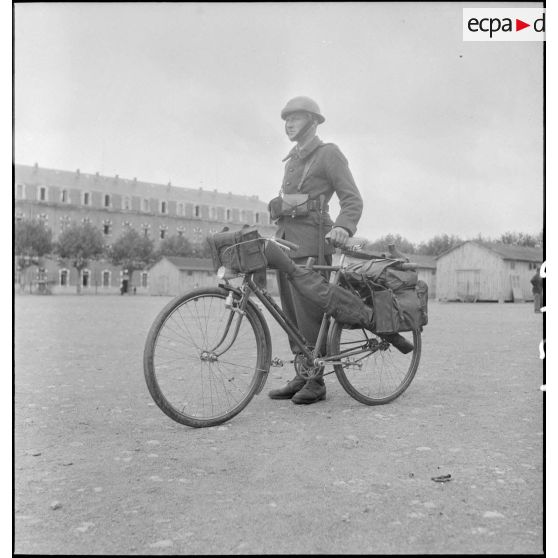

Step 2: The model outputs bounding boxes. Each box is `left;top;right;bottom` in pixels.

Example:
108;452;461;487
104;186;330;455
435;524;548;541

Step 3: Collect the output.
268;375;306;400
291;376;326;405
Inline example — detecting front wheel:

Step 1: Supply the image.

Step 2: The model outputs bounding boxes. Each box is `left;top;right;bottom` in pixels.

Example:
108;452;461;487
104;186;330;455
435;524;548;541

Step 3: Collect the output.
144;287;270;427
327;323;421;405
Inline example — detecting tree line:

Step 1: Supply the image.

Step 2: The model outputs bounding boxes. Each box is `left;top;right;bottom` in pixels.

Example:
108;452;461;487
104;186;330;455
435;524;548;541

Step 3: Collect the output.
15;219;543;293
14;219;211;293
362;231;543;257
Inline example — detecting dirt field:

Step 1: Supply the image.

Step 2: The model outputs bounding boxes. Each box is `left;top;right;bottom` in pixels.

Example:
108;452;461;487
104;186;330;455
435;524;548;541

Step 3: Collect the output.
14;293;544;555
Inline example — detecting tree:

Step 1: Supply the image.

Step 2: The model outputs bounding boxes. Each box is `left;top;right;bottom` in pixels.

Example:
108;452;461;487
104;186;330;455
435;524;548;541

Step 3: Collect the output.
14;219;53;265
417;234;463;256
108;228;155;288
55;222;106;294
156;234;194;258
498;231;542;247
14;219;53;291
363;233;416;255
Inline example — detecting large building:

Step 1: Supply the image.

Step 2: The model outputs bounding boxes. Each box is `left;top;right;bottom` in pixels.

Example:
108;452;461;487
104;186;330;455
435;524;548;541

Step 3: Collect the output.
14;163;276;294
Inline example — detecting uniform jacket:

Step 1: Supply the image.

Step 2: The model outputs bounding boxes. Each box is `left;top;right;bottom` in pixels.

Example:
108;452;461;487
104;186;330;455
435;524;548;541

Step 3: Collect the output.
271;135;363;259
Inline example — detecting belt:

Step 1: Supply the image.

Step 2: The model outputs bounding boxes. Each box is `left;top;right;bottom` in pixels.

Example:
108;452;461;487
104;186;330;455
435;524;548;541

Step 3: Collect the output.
306;199;329;212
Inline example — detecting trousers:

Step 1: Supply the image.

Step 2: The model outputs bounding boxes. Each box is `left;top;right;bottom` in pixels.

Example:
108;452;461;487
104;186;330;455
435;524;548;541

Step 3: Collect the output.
276;254;332;356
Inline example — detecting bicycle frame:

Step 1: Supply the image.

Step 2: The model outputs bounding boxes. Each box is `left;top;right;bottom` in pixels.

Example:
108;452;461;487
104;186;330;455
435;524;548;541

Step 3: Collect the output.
218;253;379;373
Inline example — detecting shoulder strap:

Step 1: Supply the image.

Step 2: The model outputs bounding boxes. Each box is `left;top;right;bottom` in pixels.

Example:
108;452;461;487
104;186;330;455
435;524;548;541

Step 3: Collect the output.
297;143;331;191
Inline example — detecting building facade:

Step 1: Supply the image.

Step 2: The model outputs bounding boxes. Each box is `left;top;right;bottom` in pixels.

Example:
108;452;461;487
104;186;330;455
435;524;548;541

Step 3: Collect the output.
14;163;276;294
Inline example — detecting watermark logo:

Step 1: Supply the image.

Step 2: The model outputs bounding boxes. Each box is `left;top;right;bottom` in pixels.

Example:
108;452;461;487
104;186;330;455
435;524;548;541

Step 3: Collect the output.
463;8;545;41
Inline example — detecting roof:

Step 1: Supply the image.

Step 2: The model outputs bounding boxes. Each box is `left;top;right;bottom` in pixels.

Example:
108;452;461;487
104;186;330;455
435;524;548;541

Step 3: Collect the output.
480;241;543;262
14;163;267;210
437;240;543;262
154;256;215;271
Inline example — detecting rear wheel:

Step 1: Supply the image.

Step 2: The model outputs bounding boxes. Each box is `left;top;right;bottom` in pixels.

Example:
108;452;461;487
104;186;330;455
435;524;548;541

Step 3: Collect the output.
144;287;269;427
327;324;421;405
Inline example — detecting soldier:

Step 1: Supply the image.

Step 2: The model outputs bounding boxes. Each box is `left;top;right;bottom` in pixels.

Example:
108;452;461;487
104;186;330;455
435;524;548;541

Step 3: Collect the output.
268;96;363;404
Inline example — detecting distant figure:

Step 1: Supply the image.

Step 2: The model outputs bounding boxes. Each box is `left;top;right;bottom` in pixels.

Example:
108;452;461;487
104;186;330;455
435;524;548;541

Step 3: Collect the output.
530;267;543;313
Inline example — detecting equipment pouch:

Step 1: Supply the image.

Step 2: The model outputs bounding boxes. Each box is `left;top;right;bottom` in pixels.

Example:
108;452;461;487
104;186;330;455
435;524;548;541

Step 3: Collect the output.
268;194;310;220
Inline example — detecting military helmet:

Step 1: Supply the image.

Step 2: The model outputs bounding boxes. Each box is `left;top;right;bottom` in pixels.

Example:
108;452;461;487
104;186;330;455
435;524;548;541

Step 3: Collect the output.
280;96;325;124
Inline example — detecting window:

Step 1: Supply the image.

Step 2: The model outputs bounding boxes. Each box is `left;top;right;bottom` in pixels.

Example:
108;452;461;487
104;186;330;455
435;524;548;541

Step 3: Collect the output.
16;184;25;199
122;196;131;210
141;272;148;288
255;212;260;224
160;200;168;214
193;227;203;243
177;202;185;217
104;194;111;208
226;208;232;221
61;189;69;203
59;215;71;233
82;191;91;206
81;269;90;288
142;198;150;212
194;205;201;218
210;206;217;220
38;186;47;202
102;270;111;287
60;269;69;287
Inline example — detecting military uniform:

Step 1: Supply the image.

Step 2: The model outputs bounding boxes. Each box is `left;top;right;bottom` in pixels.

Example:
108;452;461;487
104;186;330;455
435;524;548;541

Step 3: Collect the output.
272;135;363;354
275;135;363;259
268;95;363;404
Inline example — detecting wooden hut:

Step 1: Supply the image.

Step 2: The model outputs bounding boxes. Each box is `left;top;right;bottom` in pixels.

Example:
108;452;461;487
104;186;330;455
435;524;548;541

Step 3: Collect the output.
147;256;216;296
436;241;542;302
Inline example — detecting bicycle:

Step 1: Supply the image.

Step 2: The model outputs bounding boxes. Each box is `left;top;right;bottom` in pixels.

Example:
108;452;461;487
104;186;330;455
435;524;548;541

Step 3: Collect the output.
143;235;422;428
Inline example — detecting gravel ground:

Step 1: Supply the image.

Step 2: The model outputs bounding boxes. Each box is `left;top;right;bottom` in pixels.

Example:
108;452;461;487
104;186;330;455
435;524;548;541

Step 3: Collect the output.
14;293;544;555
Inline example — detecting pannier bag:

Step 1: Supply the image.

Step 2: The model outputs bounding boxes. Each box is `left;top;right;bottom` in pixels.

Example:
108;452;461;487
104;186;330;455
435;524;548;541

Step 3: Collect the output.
340;260;428;333
343;259;418;291
208;227;267;273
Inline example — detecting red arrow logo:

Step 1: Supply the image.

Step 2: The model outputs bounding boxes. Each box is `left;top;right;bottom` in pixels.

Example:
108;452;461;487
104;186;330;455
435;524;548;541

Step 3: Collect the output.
516;19;530;31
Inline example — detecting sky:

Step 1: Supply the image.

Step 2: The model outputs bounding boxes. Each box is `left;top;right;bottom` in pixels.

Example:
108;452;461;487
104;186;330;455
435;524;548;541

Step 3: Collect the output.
13;2;544;245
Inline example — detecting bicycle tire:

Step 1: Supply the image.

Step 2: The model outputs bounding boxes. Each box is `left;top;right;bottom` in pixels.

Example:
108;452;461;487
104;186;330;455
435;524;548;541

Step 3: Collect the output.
327;323;421;405
144;287;270;427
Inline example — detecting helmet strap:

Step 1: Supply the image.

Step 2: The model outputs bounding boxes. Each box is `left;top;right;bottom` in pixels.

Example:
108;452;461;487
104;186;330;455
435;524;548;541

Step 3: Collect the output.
288;113;317;143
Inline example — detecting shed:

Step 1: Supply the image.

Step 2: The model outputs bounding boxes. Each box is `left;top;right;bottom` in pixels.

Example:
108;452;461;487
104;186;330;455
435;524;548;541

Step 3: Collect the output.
405;254;437;298
147;256;280;296
436;241;542;302
147;257;216;296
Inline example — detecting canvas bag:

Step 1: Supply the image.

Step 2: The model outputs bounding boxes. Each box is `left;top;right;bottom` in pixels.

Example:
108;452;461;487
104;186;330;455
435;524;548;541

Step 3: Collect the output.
208;228;267;273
